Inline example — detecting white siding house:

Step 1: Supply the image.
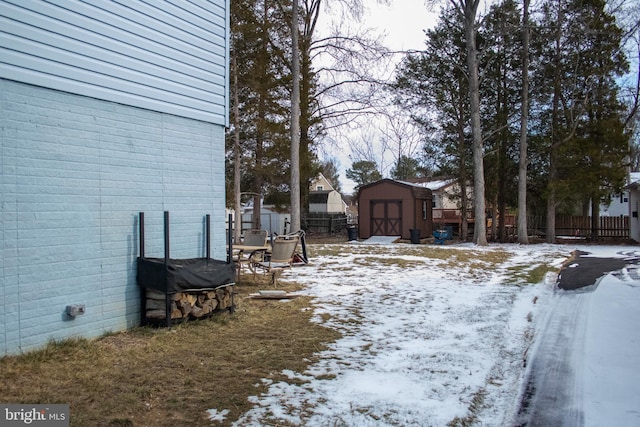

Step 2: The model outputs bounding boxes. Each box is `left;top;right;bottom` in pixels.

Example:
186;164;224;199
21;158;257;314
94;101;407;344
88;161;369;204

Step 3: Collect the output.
0;0;229;355
309;173;346;214
626;173;640;242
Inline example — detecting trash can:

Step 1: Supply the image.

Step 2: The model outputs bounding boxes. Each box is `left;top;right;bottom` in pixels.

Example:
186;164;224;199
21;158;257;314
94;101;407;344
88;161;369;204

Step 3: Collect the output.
434;229;449;244
410;228;421;244
347;226;358;241
444;225;454;240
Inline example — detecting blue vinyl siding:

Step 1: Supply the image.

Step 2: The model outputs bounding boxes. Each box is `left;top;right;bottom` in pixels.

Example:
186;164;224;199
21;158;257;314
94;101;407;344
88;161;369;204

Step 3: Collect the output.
0;0;229;125
1;80;227;355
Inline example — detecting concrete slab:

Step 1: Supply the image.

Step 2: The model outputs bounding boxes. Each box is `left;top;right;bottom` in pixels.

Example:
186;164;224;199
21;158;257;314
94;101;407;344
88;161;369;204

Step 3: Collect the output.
361;236;401;244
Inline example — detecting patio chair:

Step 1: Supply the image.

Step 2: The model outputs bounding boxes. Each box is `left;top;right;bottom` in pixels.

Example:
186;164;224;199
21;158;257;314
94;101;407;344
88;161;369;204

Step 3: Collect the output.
243;229;268;247
248;234;300;286
234;229;269;279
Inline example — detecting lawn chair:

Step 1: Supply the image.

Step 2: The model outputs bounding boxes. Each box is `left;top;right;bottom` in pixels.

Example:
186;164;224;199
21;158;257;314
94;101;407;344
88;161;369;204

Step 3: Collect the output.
234;229;269;279
248;234;300;286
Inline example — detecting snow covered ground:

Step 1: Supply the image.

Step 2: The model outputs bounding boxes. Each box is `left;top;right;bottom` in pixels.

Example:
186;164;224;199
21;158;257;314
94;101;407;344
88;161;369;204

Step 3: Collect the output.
210;242;640;426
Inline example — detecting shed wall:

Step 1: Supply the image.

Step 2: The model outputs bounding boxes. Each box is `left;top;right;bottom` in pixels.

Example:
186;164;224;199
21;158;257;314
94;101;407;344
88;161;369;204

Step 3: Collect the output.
358;181;432;240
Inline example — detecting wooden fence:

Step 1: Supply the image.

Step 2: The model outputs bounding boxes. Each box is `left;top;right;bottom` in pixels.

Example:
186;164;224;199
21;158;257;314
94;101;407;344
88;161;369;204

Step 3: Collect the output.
551;215;629;239
434;210;630;240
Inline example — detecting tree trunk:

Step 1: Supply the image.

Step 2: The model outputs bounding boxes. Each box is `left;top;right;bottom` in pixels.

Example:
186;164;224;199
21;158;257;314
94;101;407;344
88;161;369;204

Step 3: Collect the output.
462;0;487;245
547;4;562;244
547;150;558;243
290;0;301;233
232;56;242;243
517;0;530;244
457;102;470;242
591;197;600;241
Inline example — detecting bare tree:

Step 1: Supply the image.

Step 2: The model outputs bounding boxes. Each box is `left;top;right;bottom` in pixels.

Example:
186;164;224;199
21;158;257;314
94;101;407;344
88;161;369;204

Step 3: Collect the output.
378;106;424;173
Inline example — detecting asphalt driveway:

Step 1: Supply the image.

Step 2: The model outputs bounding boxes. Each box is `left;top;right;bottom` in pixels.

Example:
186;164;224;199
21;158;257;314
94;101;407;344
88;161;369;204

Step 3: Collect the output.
516;248;640;426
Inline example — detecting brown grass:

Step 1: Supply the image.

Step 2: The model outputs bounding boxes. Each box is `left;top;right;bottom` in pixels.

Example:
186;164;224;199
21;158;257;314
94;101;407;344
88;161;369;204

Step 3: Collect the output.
0;275;340;426
0;241;559;426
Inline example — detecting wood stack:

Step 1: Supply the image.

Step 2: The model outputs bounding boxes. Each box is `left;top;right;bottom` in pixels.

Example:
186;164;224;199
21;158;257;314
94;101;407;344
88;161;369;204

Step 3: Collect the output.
145;286;234;320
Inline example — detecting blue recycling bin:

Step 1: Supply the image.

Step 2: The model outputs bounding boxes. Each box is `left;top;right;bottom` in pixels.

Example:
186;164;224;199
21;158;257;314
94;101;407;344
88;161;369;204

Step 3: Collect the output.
433;229;449;245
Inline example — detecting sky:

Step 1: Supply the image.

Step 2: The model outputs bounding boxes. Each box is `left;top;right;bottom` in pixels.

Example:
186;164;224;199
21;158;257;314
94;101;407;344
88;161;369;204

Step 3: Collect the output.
206;241;640;426
318;1;440;194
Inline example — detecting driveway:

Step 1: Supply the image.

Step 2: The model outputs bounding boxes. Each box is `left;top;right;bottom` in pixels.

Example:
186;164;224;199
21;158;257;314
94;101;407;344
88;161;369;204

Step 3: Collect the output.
516;248;640;426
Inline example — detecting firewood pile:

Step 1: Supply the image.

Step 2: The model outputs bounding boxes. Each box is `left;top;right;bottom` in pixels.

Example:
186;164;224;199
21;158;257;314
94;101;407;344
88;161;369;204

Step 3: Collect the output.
145;286;234;320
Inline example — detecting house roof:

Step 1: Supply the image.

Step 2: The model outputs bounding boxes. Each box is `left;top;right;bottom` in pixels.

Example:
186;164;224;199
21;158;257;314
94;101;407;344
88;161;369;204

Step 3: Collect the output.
625;172;640;189
310;172;336;192
405;178;457;191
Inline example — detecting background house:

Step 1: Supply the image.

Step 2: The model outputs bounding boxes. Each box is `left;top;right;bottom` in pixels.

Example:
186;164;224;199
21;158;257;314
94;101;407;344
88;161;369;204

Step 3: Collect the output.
626;173;640;242
308;173;347;214
599;172;640;217
0;1;229;355
408;178;473;210
357;179;433;240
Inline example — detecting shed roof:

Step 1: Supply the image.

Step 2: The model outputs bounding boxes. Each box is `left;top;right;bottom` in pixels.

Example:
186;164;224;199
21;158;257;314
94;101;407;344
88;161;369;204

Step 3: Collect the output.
358;179;432;199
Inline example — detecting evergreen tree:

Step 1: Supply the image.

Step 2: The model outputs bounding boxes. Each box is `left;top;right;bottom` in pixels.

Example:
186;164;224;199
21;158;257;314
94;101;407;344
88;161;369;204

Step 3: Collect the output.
227;0;291;228
534;0;629;241
480;0;522;241
346;160;382;192
392;6;474;240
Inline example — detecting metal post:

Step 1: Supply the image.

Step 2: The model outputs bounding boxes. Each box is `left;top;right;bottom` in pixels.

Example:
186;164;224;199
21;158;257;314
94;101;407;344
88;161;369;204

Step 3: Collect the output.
227;213;233;264
206;214;211;260
139;212;146;325
164;211;170;328
139;212;145;259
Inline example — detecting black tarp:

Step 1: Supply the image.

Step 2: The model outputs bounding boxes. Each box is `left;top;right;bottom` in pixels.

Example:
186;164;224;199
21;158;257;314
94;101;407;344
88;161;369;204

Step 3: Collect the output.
137;257;235;293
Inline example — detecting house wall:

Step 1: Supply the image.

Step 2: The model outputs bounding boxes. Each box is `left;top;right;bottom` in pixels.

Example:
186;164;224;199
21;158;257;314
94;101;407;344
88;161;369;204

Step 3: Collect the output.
0;0;229;355
599;192;630;217
1;80;227;355
629;187;640;242
432;183;472;210
0;0;229;126
326;191;345;213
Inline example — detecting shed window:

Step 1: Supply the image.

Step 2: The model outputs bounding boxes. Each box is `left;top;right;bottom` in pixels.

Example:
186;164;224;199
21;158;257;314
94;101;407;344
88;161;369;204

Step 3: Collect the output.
423;200;427;220
316;185;324;191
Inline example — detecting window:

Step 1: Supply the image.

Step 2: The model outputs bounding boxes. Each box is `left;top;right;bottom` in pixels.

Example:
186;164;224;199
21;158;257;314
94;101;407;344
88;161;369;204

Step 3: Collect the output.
316;185;324;191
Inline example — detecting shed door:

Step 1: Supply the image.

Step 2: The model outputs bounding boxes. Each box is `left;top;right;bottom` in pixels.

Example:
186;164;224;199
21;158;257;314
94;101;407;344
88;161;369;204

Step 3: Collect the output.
370;200;402;236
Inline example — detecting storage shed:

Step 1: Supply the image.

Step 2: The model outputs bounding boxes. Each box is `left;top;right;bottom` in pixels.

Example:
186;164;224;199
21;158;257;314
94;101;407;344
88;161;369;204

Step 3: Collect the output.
357;179;433;240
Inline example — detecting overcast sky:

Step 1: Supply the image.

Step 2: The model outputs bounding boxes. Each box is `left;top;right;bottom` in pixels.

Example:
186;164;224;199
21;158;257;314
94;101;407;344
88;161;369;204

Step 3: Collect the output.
320;1;439;194
364;0;437;51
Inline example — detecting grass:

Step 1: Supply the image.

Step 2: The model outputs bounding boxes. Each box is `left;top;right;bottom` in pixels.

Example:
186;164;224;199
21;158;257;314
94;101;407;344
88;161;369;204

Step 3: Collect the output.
0;276;340;426
447;387;488;427
507;263;558;285
0;239;559;426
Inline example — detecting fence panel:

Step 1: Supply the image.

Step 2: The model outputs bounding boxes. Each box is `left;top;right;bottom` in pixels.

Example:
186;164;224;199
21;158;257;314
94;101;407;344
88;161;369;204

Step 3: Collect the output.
304;214;348;233
528;215;629;239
